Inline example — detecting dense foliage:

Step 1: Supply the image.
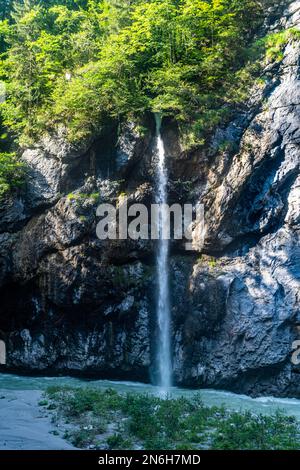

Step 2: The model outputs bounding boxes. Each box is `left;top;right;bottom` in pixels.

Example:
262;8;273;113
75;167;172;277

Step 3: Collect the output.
45;386;300;450
1;0;290;150
0;151;25;197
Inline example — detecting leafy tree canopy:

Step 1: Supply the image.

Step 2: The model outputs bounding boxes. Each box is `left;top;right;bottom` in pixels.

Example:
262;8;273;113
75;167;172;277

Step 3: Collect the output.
0;0;295;148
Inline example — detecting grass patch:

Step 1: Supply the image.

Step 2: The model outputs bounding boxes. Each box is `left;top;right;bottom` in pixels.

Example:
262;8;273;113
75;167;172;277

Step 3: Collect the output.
38;399;48;407
44;386;300;451
66;192;100;204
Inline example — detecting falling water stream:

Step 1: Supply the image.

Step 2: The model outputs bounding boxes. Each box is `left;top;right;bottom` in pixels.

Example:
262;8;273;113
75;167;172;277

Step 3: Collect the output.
155;113;172;390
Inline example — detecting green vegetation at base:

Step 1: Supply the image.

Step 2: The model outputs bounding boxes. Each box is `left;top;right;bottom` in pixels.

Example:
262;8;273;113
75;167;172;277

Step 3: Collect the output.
44;386;300;450
0;1;298;150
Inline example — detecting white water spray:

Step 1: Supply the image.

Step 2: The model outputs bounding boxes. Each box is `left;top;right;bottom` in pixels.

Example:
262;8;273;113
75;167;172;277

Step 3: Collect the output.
155;114;172;391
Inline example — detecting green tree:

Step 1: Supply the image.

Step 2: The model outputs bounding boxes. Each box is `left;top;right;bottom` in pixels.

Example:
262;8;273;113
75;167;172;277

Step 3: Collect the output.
0;0;288;149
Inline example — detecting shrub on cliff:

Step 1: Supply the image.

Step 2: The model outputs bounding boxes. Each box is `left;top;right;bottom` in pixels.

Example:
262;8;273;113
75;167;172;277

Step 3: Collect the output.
0;151;25;198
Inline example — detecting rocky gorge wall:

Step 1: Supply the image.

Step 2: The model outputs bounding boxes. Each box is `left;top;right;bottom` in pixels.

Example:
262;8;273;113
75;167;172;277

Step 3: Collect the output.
0;0;299;397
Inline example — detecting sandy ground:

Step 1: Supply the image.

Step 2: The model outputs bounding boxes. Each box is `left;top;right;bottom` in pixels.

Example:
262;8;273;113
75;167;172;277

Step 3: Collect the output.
0;389;75;450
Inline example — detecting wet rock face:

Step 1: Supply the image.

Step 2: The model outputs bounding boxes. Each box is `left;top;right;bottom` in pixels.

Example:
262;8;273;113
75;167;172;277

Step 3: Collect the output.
1;255;154;380
201;40;300;253
172;228;300;396
0;1;299;396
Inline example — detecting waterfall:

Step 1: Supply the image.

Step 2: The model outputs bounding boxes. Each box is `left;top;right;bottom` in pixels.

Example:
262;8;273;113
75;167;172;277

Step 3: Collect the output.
154;113;172;390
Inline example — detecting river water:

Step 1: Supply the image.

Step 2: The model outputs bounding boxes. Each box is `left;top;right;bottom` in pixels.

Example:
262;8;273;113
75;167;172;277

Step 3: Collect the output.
1;373;300;419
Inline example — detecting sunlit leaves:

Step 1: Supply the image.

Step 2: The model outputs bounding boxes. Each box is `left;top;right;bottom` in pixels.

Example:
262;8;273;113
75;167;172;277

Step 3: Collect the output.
0;0;286;148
